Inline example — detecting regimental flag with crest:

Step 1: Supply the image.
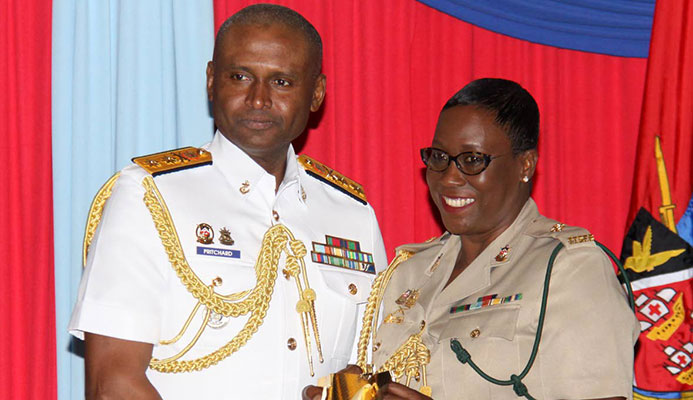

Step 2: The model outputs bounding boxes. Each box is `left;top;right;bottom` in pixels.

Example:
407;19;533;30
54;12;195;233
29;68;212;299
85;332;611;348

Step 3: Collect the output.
620;209;693;394
621;0;693;398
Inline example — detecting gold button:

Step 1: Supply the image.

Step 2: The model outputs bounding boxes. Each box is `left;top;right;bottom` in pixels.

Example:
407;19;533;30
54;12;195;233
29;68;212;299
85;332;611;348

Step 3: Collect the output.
282;269;291;280
272;210;280;221
212;277;223;287
348;283;358;295
470;328;481;338
372;341;381;352
287;337;297;350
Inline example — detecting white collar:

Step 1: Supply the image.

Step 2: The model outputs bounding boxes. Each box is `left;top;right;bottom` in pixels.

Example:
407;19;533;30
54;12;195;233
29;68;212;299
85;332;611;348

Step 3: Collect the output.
206;131;304;202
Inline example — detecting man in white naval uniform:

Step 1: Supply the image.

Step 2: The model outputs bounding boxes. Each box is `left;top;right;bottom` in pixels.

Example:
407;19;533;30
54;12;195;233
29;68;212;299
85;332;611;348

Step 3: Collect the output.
69;4;387;399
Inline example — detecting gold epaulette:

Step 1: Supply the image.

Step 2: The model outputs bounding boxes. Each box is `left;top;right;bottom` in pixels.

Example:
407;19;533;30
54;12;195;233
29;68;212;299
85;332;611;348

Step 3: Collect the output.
132;147;212;177
297;154;367;204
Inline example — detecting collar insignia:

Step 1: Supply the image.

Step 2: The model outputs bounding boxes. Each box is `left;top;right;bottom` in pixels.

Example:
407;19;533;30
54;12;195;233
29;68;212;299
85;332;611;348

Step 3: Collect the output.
495;245;510;262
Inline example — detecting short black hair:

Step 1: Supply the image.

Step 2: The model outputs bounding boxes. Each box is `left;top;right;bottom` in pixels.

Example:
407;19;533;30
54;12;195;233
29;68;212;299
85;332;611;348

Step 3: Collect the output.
442;78;539;154
214;4;323;77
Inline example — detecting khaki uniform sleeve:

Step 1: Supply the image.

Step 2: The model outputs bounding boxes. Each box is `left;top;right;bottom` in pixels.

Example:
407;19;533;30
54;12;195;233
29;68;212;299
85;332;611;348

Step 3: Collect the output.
537;244;637;400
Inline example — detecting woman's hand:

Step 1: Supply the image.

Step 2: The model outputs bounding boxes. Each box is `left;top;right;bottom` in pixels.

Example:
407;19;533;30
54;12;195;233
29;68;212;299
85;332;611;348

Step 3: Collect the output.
376;383;433;400
301;364;364;400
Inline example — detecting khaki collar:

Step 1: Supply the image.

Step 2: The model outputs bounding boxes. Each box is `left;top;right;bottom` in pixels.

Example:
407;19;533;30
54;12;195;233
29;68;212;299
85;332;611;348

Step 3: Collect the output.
433;198;539;306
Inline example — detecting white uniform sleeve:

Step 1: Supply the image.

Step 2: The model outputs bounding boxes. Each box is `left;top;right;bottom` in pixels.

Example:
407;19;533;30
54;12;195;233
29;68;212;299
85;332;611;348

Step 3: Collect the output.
69;170;170;344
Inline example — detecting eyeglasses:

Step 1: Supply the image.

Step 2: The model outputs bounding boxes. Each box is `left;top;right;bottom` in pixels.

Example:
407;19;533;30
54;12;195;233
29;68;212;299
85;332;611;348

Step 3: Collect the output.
420;147;504;175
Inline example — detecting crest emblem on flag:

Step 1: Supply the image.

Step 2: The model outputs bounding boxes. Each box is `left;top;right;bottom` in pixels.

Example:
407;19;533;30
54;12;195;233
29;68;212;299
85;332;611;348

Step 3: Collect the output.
621;209;693;391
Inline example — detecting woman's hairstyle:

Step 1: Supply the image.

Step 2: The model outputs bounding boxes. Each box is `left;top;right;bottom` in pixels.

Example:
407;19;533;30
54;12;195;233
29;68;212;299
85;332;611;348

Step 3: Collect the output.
442;78;539;154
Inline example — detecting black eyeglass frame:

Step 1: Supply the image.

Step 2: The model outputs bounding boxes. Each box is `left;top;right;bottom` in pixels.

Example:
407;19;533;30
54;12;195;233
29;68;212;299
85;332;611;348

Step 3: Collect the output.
420;147;502;176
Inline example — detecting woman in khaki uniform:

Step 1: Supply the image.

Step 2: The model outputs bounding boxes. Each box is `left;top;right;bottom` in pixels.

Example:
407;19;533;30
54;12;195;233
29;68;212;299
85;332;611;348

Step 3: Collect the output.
360;78;638;400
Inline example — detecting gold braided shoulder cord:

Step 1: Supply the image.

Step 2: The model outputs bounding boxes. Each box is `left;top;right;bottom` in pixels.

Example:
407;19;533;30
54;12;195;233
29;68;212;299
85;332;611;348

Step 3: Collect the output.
355;249;434;397
140;176;322;374
82;172;122;267
356;249;414;372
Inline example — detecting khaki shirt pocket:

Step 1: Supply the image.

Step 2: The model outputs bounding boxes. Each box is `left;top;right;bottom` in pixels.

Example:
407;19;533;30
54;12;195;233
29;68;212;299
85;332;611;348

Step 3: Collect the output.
439;305;522;399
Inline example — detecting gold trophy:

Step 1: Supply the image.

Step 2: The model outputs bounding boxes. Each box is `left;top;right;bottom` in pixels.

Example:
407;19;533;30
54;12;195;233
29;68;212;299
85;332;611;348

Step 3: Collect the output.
317;371;391;400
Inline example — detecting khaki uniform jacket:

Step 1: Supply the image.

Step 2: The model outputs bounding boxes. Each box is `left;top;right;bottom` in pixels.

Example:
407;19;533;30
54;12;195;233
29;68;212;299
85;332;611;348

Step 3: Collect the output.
372;199;638;399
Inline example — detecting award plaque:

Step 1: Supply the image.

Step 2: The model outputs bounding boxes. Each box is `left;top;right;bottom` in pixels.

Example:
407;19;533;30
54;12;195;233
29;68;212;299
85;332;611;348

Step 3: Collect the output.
317;371;392;400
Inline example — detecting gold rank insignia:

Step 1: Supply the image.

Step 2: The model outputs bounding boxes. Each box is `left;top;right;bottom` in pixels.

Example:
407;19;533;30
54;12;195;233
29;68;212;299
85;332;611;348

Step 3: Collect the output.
297;154;367;204
395;289;420;309
132;146;212;176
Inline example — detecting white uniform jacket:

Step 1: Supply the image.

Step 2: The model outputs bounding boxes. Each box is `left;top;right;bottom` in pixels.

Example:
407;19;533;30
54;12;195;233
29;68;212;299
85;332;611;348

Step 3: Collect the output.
70;132;387;399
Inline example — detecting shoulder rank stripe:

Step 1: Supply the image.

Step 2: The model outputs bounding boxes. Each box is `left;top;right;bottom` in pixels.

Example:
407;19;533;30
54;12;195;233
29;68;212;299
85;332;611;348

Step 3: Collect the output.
297;154;367;204
132;147;212;177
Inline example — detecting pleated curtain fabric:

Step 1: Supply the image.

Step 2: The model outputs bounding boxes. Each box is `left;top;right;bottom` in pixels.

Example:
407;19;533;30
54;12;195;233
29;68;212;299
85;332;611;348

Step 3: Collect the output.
0;1;56;399
51;1;214;399
0;0;656;398
214;0;647;253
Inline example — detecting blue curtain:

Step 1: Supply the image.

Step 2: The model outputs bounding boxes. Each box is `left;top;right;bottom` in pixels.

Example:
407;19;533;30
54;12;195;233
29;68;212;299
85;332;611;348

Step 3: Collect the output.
52;1;214;398
416;0;655;57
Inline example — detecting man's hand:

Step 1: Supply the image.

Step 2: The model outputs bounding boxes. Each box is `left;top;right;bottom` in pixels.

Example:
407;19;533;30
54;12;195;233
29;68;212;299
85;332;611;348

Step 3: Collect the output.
85;333;162;400
302;385;323;400
376;383;433;400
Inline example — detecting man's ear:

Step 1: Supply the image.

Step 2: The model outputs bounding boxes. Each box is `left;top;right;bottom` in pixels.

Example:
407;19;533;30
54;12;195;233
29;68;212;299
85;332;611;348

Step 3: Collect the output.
206;61;214;102
310;74;326;112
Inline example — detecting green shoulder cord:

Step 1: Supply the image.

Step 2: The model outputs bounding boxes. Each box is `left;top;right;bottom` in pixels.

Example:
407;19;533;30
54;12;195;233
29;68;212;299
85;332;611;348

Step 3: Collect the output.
450;241;635;399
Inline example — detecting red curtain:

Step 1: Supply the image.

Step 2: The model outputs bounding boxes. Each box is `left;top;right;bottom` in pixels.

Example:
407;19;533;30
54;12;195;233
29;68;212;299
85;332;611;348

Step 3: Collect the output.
0;1;56;399
628;0;693;227
214;1;647;255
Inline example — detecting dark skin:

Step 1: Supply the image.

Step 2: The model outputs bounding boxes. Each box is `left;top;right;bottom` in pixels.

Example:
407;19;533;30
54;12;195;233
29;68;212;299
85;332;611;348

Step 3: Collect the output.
302;365;363;400
341;106;623;400
85;21;325;400
85;333;161;400
426;106;536;286
206;22;326;190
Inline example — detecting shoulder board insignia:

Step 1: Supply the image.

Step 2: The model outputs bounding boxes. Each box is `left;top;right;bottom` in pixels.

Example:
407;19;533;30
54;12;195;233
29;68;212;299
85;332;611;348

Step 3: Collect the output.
297;154;367;204
525;218;596;250
132;147;212;177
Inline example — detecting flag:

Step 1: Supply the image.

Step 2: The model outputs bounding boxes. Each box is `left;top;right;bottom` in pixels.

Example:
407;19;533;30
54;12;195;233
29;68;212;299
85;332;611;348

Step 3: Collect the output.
621;209;693;394
623;0;693;397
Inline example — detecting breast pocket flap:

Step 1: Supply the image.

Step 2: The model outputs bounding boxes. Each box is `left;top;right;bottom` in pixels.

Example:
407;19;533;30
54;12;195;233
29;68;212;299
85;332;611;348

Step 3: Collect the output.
318;268;373;304
441;305;520;342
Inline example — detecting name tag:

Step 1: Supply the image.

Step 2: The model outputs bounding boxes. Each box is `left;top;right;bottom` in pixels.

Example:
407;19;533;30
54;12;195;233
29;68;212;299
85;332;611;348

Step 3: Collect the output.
196;246;241;258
